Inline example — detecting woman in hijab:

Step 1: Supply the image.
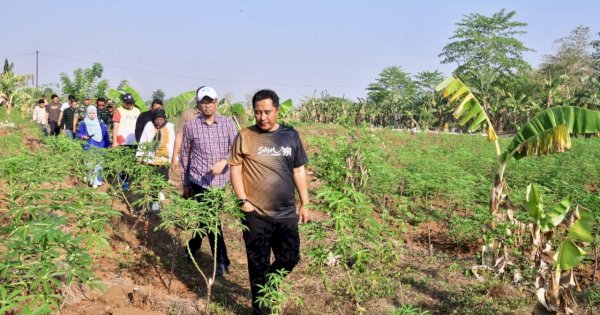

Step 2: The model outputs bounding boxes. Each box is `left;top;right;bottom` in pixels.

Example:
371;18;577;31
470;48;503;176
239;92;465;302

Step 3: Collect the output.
77;105;110;187
137;108;175;211
137;108;175;173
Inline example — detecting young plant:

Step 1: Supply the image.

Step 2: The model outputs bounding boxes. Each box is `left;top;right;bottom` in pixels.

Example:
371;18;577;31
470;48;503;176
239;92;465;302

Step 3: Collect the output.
523;184;595;314
156;188;242;315
256;269;303;315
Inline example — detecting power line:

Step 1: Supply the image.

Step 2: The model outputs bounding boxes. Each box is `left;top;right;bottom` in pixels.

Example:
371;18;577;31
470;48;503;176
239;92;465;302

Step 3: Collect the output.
38;51;369;88
0;52;37;59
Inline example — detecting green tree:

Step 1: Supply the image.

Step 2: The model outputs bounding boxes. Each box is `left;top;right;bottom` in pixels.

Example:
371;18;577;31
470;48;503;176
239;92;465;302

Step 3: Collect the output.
541;26;595;78
3;59;14;73
439;9;532;120
367;66;416;128
151;89;165;101
591;31;600;71
414;70;447;128
59;62;109;100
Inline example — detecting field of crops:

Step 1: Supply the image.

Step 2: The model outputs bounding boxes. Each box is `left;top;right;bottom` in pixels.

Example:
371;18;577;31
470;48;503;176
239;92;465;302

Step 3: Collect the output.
1;109;599;315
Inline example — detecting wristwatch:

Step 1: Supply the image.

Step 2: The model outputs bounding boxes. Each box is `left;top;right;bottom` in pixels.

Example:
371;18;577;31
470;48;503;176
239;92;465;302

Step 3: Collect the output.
238;199;249;206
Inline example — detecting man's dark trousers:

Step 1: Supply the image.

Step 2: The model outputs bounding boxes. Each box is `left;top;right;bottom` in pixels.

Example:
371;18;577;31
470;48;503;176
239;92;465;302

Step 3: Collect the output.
187;183;230;267
242;211;300;315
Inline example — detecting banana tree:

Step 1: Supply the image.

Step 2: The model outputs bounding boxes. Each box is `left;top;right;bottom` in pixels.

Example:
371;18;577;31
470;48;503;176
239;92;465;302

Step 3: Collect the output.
435;75;501;155
107;85;147;110
0;72;30;114
491;106;600;221
163;90;195;118
218;99;246;130
524;184;594;314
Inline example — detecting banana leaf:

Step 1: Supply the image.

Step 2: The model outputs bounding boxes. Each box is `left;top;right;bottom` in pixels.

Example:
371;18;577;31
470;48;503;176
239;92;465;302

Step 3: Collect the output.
122;85;146;110
524;184;543;222
435;75;494;133
540;197;570;232
556;239;586;271
107;85;147;110
567;206;594;243
502;106;600;161
164;91;195;118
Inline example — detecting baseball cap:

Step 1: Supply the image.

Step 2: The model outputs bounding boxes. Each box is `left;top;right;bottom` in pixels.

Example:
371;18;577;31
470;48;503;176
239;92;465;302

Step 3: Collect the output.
122;93;134;103
196;86;217;101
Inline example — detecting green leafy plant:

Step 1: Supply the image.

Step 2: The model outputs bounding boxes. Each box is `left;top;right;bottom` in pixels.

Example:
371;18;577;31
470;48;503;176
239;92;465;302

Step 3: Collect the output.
156;188;243;314
436;74;500;154
256;269;304;315
523;184;595;314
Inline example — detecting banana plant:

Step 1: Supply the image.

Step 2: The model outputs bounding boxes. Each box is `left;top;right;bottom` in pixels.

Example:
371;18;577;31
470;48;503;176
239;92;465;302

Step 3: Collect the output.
278;99;294;126
218;99;246;130
491;106;600;220
163;90;195;118
435;75;501;155
524;184;595;314
107;85;147;110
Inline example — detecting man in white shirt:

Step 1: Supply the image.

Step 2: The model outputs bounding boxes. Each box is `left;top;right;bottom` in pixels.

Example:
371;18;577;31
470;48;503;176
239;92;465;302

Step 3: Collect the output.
112;93;141;148
32;99;48;136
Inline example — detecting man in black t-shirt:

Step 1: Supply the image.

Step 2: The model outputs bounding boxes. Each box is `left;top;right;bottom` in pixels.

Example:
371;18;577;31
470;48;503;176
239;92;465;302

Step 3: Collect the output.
135;99;163;142
230;89;310;315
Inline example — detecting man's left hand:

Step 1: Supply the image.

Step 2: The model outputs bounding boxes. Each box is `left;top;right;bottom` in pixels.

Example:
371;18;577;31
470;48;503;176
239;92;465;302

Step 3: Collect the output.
298;205;311;224
210;159;228;175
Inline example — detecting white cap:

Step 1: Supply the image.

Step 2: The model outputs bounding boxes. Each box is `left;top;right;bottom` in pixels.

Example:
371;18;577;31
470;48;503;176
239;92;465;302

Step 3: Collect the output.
196;86;218;101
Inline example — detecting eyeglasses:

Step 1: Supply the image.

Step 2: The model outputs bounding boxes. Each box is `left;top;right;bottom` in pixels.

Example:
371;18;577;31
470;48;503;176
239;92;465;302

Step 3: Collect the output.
199;100;216;106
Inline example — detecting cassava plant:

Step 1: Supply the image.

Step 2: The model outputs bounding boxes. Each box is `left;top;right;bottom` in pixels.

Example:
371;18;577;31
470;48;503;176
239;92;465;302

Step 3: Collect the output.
156;188;244;314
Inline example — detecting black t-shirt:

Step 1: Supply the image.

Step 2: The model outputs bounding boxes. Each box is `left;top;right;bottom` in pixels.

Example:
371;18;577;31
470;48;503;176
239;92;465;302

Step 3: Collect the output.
230;124;308;219
45;103;62;123
135;111;153;142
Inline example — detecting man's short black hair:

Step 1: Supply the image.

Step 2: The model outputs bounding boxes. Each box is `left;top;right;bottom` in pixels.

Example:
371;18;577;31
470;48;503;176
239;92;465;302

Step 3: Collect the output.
96;97;106;103
252;89;279;109
38;99;45;104
51;94;58;99
68;95;75;101
152;99;163;106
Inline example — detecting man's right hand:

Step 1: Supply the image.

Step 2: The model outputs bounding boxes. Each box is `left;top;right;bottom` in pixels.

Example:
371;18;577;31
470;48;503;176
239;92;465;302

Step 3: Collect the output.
241;201;255;213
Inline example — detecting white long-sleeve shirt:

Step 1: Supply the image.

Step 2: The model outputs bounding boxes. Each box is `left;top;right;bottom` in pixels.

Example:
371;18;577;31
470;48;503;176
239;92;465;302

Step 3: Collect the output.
136;121;175;165
32;106;47;124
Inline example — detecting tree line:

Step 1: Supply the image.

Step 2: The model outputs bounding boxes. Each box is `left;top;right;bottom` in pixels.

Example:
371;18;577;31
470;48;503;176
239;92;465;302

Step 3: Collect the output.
3;10;600;132
298;10;600;132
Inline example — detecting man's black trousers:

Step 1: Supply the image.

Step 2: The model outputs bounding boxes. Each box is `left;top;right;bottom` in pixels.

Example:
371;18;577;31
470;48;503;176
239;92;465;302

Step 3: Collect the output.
187;183;230;266
242;211;300;315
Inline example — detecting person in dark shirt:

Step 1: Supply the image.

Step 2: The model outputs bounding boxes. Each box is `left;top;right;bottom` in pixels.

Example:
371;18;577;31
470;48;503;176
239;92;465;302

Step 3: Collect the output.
230;89;310;315
45;94;62;136
96;98;112;127
135;99;163;142
58;99;78;139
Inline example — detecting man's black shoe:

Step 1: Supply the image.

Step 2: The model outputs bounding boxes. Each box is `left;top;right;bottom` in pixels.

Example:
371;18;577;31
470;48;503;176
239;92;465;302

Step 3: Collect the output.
216;263;229;277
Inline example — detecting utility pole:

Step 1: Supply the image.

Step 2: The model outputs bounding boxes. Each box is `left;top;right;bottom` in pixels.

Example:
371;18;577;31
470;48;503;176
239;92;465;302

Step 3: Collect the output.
36;50;39;88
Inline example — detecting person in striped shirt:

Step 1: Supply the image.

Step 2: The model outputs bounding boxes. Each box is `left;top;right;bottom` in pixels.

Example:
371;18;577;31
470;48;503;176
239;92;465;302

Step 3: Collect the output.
180;86;238;276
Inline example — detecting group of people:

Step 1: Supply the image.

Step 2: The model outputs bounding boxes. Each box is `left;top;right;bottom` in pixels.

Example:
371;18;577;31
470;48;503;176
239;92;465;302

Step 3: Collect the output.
31;87;311;314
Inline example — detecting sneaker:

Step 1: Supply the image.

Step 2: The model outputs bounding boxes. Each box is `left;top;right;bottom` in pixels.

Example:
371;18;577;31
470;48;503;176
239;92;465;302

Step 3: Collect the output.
158;191;165;201
121;181;130;191
151;201;160;212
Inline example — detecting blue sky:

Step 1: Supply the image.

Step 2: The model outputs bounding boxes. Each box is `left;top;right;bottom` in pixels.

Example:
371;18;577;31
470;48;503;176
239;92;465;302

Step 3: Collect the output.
3;0;600;104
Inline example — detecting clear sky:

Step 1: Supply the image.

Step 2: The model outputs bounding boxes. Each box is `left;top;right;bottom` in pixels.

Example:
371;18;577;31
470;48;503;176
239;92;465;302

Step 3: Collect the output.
2;0;600;104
